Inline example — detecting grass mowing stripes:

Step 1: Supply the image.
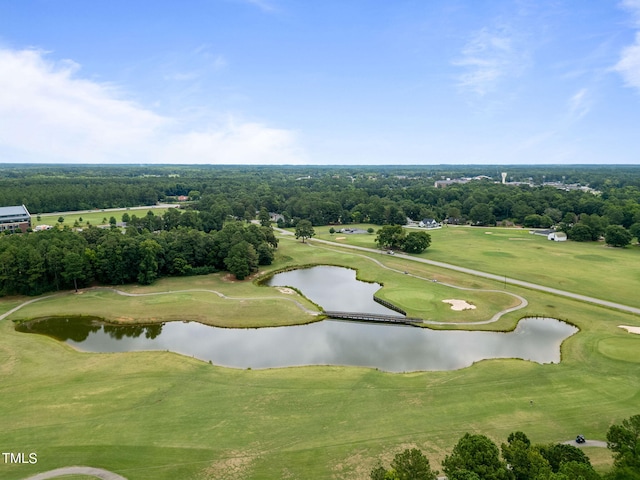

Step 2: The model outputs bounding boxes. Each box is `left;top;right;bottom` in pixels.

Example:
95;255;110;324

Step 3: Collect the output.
1;231;639;479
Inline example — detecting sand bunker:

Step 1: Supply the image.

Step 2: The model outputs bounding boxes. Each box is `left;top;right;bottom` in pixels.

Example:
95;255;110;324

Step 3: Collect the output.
277;287;296;295
618;325;640;335
335;236;347;240
442;299;476;311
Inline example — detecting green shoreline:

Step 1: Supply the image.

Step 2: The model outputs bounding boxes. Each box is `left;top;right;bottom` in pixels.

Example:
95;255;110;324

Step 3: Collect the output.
2;234;639;479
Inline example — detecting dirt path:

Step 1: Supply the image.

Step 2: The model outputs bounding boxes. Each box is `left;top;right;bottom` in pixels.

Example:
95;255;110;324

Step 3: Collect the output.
22;466;127;480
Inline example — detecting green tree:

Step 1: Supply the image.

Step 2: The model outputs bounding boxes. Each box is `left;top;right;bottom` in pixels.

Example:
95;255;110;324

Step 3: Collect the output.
61;251;86;292
258;207;271;227
501;432;551;480
58;216;64;224
442;434;513;480
390;448;437;480
370;464;388;480
121;212;130;223
569;223;593;242
376;225;405;250
469;204;495;226
224;241;258;280
604;225;632;247
370;448;437;480
137;239;162;285
329;227;335;235
256;242;274;265
448;471;480;480
109;216;117;226
607;414;640;471
557;461;601;480
629;222;640;242
403;231;431;254
537;443;592;473
295;219;315;243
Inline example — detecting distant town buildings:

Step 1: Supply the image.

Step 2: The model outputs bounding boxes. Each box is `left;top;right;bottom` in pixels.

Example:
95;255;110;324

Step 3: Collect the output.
0;205;31;232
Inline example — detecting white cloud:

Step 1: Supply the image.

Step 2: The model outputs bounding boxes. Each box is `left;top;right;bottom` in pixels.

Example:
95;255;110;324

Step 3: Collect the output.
614;32;640;90
162;121;305;164
620;0;640;24
0;48;305;164
568;88;591;119
453;26;529;96
615;1;640;91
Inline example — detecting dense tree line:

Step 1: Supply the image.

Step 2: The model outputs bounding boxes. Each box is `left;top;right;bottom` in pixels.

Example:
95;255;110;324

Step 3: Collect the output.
0;166;640;229
0;210;277;296
371;414;640;479
2;165;639;246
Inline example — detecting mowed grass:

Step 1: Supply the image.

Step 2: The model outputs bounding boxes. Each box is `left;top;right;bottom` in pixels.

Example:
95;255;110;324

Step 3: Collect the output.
2;233;640;479
316;224;640;309
33;206;175;228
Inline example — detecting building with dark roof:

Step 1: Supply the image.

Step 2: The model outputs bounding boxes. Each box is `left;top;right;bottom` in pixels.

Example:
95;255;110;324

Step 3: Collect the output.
0;205;31;233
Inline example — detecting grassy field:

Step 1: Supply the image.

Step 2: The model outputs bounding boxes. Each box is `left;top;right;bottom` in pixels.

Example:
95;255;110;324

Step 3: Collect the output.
316;224;640;309
1;232;639;479
33;206;176;228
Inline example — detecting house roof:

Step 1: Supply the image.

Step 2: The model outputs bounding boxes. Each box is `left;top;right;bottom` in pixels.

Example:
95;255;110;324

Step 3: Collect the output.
0;205;30;217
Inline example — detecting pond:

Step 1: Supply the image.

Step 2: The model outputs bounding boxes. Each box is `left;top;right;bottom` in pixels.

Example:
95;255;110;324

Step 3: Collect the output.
14;266;578;372
266;265;401;315
16;317;577;372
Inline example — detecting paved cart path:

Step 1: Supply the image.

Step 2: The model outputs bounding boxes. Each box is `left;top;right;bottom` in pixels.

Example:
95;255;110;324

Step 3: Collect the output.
306;237;640;316
22;466;128;480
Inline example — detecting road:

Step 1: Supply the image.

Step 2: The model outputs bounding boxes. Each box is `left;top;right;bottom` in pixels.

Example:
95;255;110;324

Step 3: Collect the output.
306;237;640;317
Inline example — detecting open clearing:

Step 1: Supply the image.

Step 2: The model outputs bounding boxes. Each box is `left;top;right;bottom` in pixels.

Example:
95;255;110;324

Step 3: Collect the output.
2;232;639;479
33;205;177;229
315;224;640;309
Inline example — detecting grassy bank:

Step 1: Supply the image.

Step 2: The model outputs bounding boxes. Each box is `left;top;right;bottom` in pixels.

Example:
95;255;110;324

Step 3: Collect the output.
316;224;640;309
1;233;639;479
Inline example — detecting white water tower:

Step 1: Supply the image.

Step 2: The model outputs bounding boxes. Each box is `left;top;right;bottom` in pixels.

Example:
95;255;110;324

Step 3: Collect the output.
501;172;507;184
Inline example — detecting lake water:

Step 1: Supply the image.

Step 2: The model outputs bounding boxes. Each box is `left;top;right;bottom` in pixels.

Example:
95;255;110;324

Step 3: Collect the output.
266;265;402;315
15;266;578;372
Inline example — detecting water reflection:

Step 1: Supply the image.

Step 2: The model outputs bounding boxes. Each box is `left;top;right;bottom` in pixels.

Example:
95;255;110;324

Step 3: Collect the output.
16;316;577;372
267;265;402;316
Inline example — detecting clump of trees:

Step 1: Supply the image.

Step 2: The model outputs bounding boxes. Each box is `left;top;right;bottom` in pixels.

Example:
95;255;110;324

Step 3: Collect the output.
0;212;278;296
371;414;640;480
375;225;431;254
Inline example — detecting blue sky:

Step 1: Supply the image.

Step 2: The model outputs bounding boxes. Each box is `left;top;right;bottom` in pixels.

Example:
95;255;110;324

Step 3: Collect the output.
1;0;639;165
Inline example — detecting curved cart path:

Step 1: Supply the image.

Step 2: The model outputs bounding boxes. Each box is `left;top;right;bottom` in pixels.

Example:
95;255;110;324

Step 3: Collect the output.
94;286;320;315
22;466;127;480
306;241;528;325
307;237;640;317
0;286;320;323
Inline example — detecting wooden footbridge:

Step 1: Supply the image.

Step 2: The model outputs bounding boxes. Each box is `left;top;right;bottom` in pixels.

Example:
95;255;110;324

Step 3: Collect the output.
323;311;422;326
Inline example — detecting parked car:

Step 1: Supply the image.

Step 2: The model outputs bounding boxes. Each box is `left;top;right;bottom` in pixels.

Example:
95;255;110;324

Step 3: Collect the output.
576;434;586;444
